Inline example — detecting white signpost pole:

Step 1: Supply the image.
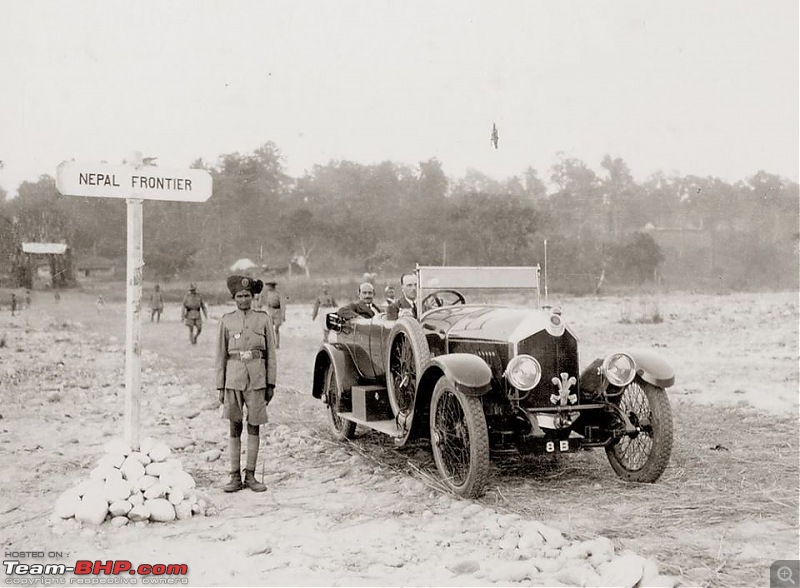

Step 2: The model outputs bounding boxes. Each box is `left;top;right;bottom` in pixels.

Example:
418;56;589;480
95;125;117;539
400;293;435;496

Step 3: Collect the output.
56;155;212;451
125;195;143;449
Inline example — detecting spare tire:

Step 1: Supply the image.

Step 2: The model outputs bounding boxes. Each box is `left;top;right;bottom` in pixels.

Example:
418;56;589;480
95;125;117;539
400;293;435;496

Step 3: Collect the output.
385;317;431;435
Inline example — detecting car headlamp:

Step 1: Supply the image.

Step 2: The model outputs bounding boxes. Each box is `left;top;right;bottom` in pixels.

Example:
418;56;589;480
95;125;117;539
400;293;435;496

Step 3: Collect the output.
505;354;542;391
602;352;636;387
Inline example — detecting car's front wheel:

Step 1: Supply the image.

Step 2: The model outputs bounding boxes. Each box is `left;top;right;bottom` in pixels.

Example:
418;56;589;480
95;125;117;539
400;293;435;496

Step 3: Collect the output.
429;378;490;498
323;364;356;440
605;379;673;482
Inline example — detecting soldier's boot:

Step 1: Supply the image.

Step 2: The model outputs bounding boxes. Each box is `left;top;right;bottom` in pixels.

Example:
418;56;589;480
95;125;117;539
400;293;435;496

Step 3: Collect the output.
243;469;266;492
223;437;243;492
223;471;243;492
244;433;266;492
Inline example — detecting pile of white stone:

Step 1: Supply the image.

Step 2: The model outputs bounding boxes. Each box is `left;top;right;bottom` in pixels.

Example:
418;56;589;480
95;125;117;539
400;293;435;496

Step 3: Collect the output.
53;437;212;527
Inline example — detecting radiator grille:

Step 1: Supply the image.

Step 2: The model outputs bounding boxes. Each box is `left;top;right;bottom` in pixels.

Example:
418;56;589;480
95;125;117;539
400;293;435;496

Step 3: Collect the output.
517;331;580;408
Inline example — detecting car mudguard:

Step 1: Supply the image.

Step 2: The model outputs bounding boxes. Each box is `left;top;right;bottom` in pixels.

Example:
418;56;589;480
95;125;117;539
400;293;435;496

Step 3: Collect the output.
312;343;358;399
625;348;675;388
418;353;493;398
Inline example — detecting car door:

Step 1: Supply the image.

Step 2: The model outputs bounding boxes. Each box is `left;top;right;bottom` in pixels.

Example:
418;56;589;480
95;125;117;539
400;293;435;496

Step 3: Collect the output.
351;318;378;379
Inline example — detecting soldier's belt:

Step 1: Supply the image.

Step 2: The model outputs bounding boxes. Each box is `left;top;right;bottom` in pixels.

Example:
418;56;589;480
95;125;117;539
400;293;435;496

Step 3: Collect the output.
227;350;265;361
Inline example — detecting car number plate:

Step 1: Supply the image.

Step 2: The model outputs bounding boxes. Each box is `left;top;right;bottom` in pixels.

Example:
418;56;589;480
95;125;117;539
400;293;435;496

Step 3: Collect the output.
543;439;575;453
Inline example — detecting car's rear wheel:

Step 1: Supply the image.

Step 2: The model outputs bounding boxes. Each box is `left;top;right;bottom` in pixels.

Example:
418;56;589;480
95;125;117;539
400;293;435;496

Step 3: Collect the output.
323;364;356;440
386;317;431;432
605;379;673;482
430;378;490;498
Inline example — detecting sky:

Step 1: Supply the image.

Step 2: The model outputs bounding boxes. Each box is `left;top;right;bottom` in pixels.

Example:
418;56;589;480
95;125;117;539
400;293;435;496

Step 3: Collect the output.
0;0;797;197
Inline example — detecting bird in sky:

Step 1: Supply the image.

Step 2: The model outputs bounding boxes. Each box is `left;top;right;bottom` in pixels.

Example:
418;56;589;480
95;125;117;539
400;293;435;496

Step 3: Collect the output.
490;123;499;149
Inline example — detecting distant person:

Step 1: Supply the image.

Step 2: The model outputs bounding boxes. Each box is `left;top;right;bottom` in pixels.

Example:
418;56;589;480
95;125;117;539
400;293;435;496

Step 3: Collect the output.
54;287;61;304
149;284;165;322
337;282;381;320
383;285;396;310
10;293;17;316
181;283;208;344
252;292;263;311
263;281;286;349
387;272;418;320
25;290;31;309
311;282;337;342
216;275;277;493
95;295;105;313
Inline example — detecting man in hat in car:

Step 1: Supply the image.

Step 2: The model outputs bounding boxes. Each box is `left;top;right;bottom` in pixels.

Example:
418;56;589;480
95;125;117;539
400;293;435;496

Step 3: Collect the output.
215;275;277;493
262;280;286;349
181;283;208;344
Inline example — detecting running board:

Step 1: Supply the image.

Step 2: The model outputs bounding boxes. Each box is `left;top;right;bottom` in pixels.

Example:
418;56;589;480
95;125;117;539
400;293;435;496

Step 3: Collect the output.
338;412;402;437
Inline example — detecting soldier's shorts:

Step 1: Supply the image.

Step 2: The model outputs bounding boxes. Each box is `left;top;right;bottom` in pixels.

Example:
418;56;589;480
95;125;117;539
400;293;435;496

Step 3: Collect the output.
267;308;283;327
184;317;202;328
222;388;268;425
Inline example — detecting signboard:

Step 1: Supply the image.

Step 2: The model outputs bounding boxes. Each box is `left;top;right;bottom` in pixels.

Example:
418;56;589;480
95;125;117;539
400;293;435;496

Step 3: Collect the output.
54;155;213;450
56;160;212;202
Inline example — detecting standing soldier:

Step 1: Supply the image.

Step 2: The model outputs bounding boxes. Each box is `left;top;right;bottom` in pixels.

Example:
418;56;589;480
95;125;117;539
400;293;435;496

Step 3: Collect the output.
181;283;208;344
10;293;17;316
25;290;32;310
263;281;286;349
149;284;165;323
311;281;337;342
252;291;264;311
216;275;277;493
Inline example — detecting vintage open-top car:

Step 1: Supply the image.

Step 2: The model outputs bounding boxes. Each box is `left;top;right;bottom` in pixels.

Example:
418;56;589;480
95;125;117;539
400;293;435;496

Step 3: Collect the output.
311;265;675;498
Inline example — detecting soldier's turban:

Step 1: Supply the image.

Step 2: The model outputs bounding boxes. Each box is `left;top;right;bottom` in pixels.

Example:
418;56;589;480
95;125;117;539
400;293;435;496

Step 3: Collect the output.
226;275;263;298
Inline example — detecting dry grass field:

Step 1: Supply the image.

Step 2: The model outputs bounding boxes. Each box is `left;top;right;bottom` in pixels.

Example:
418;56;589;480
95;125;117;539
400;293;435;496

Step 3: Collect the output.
0;286;797;587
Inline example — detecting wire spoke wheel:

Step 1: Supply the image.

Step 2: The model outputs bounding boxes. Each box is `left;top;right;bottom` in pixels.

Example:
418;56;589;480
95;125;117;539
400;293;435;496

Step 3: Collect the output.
386;317;431;440
430;379;489;498
389;333;416;413
606;379;673;483
324;365;356;440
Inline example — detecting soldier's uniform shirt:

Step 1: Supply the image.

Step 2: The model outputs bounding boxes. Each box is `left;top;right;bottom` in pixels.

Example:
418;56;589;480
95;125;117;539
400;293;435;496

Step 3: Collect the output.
182;291;206;325
150;290;165;311
312;293;337;320
216;308;277;424
264;290;285;326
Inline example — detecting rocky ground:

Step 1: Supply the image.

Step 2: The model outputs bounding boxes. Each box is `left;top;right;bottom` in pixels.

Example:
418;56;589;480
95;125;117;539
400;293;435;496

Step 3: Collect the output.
1;289;797;587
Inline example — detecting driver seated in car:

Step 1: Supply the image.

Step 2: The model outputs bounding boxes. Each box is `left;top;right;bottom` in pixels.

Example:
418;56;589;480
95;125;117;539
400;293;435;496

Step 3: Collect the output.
337;282;382;320
386;272;418;320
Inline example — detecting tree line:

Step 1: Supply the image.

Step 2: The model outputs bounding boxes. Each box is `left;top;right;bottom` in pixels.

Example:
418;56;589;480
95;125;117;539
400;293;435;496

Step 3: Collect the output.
1;142;797;293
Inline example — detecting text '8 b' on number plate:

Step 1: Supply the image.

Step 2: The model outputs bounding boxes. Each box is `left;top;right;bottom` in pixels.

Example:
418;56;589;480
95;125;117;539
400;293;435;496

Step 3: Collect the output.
545;439;574;453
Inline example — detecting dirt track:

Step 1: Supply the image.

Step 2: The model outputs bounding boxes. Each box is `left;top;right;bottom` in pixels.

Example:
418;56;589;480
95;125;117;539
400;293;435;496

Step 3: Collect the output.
1;289;797;587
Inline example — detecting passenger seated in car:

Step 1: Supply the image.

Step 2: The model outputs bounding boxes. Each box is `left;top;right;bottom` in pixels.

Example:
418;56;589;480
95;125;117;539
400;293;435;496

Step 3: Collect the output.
337;282;382;320
386;272;418;320
382;285;396;310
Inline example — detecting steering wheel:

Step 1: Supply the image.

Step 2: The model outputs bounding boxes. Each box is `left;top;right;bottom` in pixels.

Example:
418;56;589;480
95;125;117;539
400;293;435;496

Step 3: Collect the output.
421;289;466;313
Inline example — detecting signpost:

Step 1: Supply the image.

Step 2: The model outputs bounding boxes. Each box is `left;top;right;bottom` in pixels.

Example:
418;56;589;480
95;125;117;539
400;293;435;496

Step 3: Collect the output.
56;155;212;450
